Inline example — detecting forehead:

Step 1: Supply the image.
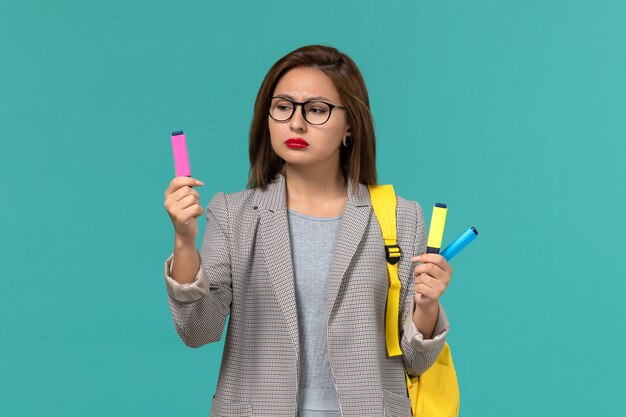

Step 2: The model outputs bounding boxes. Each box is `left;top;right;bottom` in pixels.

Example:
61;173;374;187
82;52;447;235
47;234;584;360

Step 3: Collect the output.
273;67;340;102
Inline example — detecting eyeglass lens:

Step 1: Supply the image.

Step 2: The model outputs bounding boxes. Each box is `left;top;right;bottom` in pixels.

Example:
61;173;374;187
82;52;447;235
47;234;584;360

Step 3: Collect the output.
269;98;332;125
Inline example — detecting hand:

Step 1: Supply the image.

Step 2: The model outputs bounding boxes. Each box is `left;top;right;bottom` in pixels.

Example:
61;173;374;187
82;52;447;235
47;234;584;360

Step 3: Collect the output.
410;253;453;310
164;176;205;241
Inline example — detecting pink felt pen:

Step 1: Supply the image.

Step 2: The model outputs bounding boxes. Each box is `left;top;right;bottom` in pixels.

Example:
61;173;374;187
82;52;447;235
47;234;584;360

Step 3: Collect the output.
171;130;191;177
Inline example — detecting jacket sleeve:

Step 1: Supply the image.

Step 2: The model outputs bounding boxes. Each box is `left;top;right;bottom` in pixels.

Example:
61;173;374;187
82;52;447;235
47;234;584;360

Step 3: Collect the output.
400;200;450;376
163;192;232;348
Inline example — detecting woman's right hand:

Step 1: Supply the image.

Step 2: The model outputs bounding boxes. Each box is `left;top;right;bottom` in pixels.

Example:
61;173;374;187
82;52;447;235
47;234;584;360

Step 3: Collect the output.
164;177;205;241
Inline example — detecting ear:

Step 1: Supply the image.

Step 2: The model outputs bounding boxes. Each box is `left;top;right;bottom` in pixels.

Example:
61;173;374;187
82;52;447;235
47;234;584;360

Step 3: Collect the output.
345;125;352;138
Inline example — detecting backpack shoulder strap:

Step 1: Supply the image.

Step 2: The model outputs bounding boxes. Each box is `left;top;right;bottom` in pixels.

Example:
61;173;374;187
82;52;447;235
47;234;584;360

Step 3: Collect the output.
368;184;403;357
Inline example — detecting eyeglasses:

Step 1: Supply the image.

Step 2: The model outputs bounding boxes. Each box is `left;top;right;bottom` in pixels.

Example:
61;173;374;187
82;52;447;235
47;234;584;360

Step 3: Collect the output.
268;96;347;125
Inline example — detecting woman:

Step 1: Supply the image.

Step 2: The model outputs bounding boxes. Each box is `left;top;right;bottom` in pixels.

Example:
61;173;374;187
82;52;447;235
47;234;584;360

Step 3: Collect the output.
163;45;452;417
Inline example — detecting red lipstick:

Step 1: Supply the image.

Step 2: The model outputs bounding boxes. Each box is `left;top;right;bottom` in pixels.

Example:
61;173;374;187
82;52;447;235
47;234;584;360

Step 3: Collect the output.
285;138;309;149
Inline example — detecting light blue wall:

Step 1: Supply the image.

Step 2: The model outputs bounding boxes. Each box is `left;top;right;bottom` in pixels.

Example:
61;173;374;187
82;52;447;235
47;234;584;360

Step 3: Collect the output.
1;1;624;416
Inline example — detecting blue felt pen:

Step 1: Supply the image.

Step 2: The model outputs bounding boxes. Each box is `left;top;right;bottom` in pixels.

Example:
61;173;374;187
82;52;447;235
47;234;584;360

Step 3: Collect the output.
441;227;478;261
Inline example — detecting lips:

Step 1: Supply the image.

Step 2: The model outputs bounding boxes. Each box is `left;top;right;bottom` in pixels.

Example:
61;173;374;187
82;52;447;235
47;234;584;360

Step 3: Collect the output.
285;138;309;148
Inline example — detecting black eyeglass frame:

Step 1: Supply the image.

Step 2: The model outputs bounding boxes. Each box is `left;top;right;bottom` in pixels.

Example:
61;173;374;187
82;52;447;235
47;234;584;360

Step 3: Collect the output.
268;96;347;125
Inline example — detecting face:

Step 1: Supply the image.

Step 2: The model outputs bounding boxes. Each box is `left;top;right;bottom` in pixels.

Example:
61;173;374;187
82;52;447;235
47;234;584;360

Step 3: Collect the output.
268;66;351;171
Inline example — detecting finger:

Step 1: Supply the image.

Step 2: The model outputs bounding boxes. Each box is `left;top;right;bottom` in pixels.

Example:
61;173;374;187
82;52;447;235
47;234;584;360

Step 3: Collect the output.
414;283;439;300
414;273;438;289
174;176;204;188
415;276;447;297
415;269;449;285
411;253;453;273
183;187;201;201
413;263;448;281
180;204;203;224
175;194;200;210
170;186;201;204
165;176;204;196
414;266;450;290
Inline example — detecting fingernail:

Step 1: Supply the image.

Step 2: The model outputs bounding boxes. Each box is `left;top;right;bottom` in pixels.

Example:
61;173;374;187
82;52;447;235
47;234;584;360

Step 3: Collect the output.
196;180;204;186
413;256;422;261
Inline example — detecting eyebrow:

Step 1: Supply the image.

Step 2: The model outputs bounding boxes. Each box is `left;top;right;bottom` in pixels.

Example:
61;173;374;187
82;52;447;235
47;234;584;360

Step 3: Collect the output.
275;94;333;102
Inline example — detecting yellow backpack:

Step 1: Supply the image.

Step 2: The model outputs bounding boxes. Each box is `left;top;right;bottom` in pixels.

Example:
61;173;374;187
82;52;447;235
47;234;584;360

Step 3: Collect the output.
368;184;460;417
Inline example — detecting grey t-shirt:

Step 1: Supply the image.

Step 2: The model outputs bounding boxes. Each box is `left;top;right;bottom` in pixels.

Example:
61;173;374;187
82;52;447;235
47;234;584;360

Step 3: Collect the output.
287;208;343;416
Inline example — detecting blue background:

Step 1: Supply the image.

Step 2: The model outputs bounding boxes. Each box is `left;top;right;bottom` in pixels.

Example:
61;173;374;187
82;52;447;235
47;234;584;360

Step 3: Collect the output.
1;0;625;416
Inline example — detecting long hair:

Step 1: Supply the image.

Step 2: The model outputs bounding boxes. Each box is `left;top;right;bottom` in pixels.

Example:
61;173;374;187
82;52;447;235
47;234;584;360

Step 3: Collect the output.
247;45;377;190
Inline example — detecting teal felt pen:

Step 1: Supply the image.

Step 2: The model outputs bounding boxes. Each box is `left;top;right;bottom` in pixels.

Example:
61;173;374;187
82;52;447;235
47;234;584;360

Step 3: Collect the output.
441;227;478;261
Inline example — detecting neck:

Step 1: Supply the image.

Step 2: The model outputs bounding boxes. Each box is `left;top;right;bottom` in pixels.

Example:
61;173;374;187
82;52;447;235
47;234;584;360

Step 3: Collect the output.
283;163;347;204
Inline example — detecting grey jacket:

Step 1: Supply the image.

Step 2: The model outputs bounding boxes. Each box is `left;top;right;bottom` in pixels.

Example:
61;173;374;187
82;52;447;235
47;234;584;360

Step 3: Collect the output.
163;173;449;417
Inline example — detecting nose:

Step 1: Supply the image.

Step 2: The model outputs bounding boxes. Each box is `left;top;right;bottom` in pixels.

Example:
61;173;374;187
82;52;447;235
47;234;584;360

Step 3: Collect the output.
289;104;307;132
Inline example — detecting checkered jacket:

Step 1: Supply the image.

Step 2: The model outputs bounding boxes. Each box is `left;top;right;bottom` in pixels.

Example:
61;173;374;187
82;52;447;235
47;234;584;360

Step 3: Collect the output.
164;173;449;417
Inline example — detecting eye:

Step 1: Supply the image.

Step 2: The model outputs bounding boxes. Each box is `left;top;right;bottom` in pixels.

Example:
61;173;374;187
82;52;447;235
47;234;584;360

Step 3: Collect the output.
305;102;330;114
272;99;293;111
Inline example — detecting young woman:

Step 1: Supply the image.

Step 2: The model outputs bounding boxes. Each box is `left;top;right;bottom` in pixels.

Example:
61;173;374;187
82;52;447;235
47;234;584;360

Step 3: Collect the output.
163;45;453;417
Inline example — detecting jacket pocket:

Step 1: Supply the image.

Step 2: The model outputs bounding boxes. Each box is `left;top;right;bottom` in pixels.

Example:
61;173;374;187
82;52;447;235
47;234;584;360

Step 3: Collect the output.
210;394;253;417
382;389;412;417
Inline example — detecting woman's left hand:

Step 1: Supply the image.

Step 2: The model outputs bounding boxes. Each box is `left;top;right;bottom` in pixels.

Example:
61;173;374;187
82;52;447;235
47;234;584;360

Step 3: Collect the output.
410;253;453;310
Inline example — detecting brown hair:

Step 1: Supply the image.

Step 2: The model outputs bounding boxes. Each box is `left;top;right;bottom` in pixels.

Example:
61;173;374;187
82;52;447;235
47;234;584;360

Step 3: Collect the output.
247;45;377;190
